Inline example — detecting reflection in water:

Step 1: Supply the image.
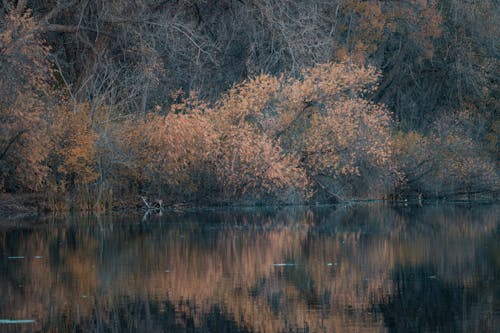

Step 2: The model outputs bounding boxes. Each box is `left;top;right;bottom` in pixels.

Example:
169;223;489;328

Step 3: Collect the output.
0;204;498;332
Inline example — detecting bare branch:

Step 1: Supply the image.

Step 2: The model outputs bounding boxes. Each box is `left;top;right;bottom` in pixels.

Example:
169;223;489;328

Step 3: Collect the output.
0;130;26;161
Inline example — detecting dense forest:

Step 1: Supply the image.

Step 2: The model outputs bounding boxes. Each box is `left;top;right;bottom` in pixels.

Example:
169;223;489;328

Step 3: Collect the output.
0;0;498;210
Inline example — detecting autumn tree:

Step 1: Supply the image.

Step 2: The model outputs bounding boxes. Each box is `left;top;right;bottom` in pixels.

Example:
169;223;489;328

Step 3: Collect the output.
108;89;307;204
0;6;52;191
0;0;497;205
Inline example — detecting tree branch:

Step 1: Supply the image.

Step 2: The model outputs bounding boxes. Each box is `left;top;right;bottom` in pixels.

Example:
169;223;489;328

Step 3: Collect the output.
40;0;79;24
0;130;26;161
15;0;26;14
314;174;344;202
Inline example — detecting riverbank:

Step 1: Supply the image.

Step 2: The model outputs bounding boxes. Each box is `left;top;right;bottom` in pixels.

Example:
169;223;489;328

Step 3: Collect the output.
1;192;498;224
0;194;51;220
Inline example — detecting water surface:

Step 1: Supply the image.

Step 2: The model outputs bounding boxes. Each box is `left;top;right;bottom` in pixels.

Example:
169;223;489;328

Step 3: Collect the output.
0;204;498;332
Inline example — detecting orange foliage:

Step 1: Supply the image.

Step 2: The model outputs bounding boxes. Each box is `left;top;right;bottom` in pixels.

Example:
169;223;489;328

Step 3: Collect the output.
114;90;307;202
49;102;99;188
112;62;395;202
213;122;306;200
216;62;394;198
339;0;442;63
1;5;497;207
303;99;392;178
393;110;499;197
0;8;52;191
428;110;499;194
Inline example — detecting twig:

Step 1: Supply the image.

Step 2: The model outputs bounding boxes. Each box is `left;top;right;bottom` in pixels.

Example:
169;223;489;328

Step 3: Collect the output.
140;196;153;210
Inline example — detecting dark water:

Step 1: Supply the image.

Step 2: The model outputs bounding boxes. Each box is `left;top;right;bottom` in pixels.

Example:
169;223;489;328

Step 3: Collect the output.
0;204;499;332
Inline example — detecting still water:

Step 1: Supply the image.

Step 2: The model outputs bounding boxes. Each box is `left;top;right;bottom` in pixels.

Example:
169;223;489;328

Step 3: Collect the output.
0;204;498;332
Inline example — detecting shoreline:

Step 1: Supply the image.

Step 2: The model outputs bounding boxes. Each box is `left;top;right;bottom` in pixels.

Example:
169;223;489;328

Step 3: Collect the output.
1;192;497;225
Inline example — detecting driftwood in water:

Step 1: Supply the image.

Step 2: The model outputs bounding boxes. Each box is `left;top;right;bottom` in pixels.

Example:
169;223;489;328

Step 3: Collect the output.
140;196;163;211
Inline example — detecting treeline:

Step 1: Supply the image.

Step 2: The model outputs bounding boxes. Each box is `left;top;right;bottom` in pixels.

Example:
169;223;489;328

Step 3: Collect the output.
0;0;498;210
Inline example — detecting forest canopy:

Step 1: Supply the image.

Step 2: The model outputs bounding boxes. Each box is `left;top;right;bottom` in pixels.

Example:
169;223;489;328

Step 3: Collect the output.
0;0;498;210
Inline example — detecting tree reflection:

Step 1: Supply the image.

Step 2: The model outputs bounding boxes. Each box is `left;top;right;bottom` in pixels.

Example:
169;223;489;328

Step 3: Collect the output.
0;204;498;332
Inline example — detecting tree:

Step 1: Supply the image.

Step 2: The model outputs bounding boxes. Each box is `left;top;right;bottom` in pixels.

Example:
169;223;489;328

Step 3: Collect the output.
0;7;52;191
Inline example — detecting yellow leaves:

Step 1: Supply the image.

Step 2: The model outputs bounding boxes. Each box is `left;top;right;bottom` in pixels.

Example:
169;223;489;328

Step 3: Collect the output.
212;61;393;198
335;47;349;61
115;111;214;192
39;59;492;202
170;91;210;116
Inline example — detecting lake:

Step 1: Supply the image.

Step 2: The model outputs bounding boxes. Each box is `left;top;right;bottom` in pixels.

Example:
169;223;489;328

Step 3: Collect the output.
0;204;498;332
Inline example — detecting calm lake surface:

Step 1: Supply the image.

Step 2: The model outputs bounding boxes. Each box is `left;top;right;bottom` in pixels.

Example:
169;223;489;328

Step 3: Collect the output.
0;204;499;332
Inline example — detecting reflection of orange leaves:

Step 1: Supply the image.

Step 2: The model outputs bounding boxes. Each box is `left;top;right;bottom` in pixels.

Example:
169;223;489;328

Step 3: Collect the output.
5;207;497;332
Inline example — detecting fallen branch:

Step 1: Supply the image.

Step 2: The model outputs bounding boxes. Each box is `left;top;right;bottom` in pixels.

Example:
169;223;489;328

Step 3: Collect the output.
140;196;153;210
314;175;344;202
139;196;165;211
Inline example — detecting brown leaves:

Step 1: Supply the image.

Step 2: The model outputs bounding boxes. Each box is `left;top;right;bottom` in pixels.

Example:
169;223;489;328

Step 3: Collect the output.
0;8;52;94
118;103;306;202
0;8;53;191
116;61;393;201
304;99;392;177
